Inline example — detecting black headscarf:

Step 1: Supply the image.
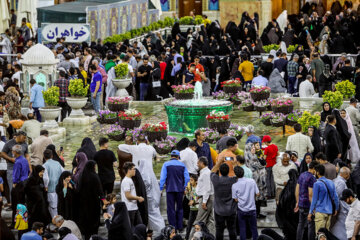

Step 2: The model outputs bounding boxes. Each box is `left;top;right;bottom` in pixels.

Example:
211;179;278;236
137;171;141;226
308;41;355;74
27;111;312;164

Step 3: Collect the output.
321;102;332;122
132;224;147;240
59;227;72;240
276;169;299;240
196;222;215;240
309;126;321;156
56;171;72;194
332;109;351;162
160;225;175;240
300;153;313;174
27;165;45;186
73;137;96;167
46;144;64;167
108;202;132;240
78;160;98;190
176;138;190;151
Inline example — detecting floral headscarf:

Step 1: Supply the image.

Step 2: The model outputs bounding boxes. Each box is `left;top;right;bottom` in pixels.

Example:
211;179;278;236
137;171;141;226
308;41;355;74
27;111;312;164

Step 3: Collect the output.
15;204;28;222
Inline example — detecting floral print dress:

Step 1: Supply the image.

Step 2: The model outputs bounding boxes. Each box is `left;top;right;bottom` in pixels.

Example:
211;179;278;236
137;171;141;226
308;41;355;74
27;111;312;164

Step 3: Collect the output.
244;143;267;202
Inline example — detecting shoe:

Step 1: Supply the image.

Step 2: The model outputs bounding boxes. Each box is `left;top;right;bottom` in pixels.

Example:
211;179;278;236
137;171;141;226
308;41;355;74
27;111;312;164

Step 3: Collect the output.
257;213;266;219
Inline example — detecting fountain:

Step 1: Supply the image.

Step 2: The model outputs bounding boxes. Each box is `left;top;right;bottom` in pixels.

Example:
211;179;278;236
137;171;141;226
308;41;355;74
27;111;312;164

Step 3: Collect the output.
164;82;233;133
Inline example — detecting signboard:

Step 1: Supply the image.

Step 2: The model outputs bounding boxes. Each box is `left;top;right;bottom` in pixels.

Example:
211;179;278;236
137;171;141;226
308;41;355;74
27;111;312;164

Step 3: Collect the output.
41;23;90;43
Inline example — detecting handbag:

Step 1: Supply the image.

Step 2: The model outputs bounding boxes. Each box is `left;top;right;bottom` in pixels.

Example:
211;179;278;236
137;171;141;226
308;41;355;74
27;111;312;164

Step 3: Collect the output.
151;69;161;88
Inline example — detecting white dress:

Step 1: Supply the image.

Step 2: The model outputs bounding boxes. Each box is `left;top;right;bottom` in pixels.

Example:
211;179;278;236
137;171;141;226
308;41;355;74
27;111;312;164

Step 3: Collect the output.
343;111;360;163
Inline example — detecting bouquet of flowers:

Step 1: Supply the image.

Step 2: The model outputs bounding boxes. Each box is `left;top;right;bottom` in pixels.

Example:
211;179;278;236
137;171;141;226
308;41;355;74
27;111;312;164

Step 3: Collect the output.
153;136;177;155
107;96;132;104
206;110;230;122
118;109;142;120
212;91;230;100
171;84;195;93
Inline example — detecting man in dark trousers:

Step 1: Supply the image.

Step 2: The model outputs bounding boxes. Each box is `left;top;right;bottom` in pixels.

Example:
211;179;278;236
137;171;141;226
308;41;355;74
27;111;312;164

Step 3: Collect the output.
324;115;342;163
160;150;190;231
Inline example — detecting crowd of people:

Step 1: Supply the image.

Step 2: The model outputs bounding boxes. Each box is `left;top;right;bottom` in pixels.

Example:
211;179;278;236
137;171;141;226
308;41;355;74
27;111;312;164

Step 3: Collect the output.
0;0;360;240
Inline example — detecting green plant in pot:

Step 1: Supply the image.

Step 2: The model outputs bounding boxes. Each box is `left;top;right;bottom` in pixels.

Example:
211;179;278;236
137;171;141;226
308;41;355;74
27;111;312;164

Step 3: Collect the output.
335;80;355;99
67;79;89;118
40;86;61;128
113;63;131;97
297;111;320;133
322;91;343;109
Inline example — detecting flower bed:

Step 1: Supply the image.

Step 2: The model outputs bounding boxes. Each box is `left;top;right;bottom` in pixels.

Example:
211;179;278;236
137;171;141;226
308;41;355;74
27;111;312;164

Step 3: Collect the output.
271;98;294;114
104;124;125;141
142;122;168;142
118;109;142;129
271;113;287;127
172;84;195;100
107;97;131;112
221;80;242;94
286;110;303;126
206;110;231;131
250;86;271;101
153;136;177;155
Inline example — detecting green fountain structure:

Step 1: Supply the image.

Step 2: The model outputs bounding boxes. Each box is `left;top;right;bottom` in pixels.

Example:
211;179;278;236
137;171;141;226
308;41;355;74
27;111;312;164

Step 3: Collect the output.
164;82;233;134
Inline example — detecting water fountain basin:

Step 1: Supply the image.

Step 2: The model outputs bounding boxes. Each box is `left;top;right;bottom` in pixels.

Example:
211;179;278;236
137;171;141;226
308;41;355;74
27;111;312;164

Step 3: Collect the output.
164;98;233;134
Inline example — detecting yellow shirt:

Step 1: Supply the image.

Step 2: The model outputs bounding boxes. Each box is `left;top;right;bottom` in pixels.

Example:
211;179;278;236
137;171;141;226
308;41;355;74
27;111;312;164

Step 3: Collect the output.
210;147;218;165
81;70;88;80
15;215;28;230
238;60;254;82
26;22;32;30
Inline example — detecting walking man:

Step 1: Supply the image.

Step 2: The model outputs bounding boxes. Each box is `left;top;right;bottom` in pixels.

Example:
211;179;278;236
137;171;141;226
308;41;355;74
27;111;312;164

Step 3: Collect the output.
89;64;102;113
29;79;45;122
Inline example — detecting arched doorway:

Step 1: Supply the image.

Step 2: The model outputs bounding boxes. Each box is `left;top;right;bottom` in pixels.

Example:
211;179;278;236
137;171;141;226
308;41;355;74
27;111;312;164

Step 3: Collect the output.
179;0;202;17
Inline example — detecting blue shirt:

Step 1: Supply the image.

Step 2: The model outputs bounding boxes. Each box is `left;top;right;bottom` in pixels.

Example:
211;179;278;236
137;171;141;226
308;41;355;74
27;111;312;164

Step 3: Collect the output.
90;71;102;93
160;158;190;192
246;134;262;148
195;142;213;169
232;177;259;212
241;165;253;179
251;75;268;87
298;171;316;208
309;176;339;214
43;159;63;193
171;63;182;77
174;53;184;65
13;156;29;184
30;84;45;108
21;230;42;240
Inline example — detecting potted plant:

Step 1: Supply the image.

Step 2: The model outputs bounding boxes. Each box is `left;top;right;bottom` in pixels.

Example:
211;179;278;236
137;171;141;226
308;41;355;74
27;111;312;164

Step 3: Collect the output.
113;63;131;97
221;80;242;94
250;86;271;101
142;122;168;142
286;110;303;126
271;113;287;127
104;124;125;141
97;110;118;124
199;128;220;144
107;96;131;112
153;136;177;155
322;91;343;109
335;80;356;99
171;84;195;99
118;109;142;129
260;113;274;126
97;110;108;124
212;90;230;100
67;78;89;117
297;111;321;133
253;100;269;112
228;123;245;140
125;127;144;141
206;110;231;131
239;99;254;112
270;98;294;114
39;86;61;128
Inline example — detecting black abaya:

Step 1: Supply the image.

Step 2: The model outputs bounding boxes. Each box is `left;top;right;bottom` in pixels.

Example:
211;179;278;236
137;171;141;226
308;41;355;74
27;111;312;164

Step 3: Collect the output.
320;102;332;122
332;109;351;162
46;144;64;167
106;202;133;240
72;137;97;168
24;165;51;229
56;171;76;221
76;161;104;240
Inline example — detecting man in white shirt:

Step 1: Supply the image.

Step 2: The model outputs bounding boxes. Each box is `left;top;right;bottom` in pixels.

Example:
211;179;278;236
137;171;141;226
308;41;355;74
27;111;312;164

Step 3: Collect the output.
0;136;9;203
343;189;360;239
345;98;360;147
121;162;144;227
273;152;297;203
232;166;259;240
286;123;314;160
191;157;214;237
299;75;316;97
53;215;82;240
180;141;198;175
11;64;22;87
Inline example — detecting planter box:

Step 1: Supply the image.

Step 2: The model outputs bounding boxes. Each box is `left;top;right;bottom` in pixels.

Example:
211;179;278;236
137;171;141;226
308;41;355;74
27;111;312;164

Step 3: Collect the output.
108;133;125;141
108;103;129;112
103;117;118;124
174;92;194;100
261;118;272;126
208;120;231;131
254;105;268;112
118;119;141;129
271;120;285;127
154;145;172;155
230;99;242;105
66;97;88;118
39;106;61;128
250;92;270;101
241;105;254;112
272;105;294;114
145;131;167;143
97;116;106;124
223;86;242;94
179;24;201;32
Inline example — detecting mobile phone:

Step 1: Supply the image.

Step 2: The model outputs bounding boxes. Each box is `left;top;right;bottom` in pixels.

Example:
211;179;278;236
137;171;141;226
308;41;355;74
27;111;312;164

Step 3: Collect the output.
225;157;233;161
60;146;63;151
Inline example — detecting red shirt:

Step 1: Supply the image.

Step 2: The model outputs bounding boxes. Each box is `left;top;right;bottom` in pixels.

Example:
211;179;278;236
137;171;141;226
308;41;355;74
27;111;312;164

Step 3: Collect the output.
264;144;278;168
190;63;204;82
160;62;167;80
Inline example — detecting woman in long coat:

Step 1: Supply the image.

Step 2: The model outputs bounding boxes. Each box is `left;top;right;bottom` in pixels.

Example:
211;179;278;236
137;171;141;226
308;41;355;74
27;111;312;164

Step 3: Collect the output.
24;165;51;229
244;143;267;217
76;160;104;240
56;171;76;221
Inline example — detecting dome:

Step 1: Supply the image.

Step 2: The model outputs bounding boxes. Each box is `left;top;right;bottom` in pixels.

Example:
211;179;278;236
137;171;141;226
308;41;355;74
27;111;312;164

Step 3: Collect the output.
20;43;59;65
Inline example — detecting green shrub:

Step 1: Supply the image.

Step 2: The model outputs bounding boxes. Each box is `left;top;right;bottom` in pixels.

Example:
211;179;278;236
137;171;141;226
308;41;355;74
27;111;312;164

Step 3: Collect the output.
69;79;89;97
195;15;203;25
287;45;297;53
42;86;59;106
298;111;320;133
179;16;194;25
115;63;129;78
335;80;356;99
263;44;280;53
322;91;344;109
